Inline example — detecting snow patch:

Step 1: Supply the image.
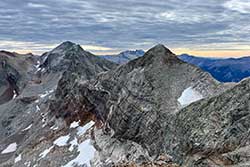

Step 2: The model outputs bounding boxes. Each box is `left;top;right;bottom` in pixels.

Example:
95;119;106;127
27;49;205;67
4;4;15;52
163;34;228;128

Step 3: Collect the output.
62;139;95;167
14;154;22;163
24;161;31;167
77;121;95;136
22;124;32;131
1;143;17;154
69;138;78;152
50;125;58;130
39;146;54;159
12;91;17;99
178;87;203;106
70;121;80;128
35;105;40;112
53;135;70;147
39;89;54;98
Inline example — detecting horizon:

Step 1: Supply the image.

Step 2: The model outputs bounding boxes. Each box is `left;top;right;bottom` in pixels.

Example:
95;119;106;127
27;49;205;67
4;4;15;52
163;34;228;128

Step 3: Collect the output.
1;41;249;58
0;1;250;57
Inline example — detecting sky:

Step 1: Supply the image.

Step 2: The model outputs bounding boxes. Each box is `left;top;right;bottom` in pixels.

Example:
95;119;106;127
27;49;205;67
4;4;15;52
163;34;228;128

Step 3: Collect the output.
0;0;250;57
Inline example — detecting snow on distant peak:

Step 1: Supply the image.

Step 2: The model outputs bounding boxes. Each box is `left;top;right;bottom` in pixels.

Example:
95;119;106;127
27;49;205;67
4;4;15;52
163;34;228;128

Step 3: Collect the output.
1;143;17;154
178;87;203;107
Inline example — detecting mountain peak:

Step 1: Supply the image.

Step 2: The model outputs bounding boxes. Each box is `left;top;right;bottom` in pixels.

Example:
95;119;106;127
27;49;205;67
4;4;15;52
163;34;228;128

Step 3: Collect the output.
59;41;76;47
149;44;173;55
141;44;178;64
52;41;83;53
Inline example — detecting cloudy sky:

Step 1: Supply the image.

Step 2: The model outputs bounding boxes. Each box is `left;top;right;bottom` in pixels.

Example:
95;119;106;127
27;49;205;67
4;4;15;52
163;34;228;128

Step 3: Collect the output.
0;0;250;57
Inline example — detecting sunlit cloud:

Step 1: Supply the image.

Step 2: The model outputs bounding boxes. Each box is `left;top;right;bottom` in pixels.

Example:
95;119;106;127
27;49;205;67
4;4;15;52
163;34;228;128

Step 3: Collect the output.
173;42;250;57
224;0;250;14
80;45;115;51
27;3;48;8
0;40;117;55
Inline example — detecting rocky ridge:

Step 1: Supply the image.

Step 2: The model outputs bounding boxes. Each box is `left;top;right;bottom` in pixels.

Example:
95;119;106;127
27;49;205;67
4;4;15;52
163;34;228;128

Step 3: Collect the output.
1;42;249;167
47;44;233;166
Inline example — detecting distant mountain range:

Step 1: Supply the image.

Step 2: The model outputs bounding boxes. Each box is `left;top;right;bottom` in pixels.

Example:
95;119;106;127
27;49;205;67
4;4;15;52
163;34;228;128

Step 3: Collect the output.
179;54;250;82
101;51;250;82
101;49;145;64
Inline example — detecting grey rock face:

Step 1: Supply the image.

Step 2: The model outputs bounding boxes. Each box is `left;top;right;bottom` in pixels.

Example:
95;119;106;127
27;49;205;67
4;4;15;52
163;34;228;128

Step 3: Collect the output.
172;78;250;166
83;44;230;158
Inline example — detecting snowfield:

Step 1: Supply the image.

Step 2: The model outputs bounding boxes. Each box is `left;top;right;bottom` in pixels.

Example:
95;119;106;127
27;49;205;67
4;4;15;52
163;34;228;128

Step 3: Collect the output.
62;139;95;167
178;87;203;107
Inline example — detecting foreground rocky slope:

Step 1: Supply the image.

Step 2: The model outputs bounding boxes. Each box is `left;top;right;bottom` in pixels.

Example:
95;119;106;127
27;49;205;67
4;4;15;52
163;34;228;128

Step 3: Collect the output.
173;77;250;166
1;42;249;167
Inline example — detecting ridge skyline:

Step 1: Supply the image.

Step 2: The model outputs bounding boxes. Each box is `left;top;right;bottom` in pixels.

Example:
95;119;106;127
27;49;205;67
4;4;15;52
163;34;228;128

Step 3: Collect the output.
0;41;249;58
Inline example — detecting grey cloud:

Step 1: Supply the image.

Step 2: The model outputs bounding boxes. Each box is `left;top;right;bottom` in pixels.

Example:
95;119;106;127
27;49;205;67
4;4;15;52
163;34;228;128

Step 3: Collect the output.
0;0;249;54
